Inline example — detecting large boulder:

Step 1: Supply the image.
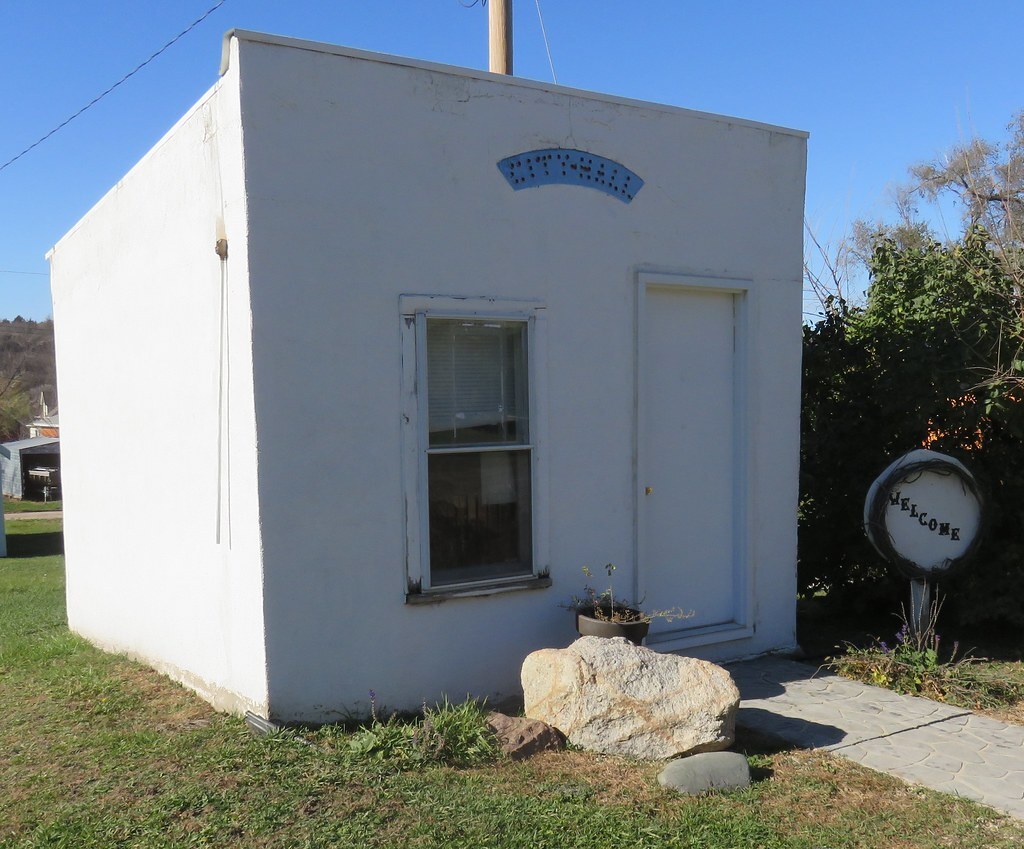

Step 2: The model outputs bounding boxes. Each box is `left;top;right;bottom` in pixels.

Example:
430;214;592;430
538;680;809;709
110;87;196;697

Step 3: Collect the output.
521;636;739;759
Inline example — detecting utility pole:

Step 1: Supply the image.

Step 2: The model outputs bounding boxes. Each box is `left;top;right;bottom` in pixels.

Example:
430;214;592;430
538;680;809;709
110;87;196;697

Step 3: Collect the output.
489;0;513;75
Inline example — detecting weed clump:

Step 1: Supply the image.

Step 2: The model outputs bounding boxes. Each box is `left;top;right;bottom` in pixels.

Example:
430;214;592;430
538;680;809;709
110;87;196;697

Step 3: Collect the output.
342;694;499;768
829;595;1024;710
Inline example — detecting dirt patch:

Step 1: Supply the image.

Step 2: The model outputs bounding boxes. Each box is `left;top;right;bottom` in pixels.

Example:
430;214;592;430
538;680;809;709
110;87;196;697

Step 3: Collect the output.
94;660;217;732
980;701;1024;725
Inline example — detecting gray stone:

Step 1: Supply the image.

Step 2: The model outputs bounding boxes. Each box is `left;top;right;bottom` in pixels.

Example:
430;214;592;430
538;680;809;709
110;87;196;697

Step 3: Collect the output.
522;636;739;759
658;751;752;794
485;712;566;760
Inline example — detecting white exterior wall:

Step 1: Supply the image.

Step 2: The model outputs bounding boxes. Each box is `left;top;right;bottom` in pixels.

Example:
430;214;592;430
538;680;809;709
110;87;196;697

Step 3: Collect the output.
229;35;806;720
48;49;268;714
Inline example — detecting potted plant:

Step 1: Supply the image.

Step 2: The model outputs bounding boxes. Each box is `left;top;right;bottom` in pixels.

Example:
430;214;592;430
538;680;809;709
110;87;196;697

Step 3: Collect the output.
564;564;692;646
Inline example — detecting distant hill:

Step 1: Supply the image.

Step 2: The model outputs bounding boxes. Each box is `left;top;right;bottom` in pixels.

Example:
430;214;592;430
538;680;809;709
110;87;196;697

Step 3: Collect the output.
0;317;57;441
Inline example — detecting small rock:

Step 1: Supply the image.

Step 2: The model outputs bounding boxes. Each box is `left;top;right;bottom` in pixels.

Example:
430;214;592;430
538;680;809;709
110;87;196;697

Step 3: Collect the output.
522;636;739;759
485;712;566;760
658;751;751;794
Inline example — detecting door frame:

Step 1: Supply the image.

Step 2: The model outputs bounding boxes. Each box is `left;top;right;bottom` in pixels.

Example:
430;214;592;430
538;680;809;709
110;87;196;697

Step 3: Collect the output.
634;270;755;651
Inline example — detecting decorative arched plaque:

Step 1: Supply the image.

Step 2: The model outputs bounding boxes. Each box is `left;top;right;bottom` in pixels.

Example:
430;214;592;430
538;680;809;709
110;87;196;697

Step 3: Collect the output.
497;149;643;203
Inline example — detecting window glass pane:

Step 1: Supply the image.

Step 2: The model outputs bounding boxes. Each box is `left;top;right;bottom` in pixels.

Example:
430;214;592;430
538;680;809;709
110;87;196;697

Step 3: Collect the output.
428;450;533;585
427;319;529;446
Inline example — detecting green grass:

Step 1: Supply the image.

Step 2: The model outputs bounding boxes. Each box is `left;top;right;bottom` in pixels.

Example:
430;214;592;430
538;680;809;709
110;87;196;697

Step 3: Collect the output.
3;496;62;513
3;520;1024;847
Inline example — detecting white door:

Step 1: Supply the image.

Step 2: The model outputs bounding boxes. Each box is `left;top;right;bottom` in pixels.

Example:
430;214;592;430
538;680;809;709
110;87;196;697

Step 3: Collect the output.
637;276;749;647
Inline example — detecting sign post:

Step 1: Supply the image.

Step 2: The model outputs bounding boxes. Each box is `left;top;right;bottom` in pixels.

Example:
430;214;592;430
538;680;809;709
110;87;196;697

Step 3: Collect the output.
908;578;930;636
864;449;983;635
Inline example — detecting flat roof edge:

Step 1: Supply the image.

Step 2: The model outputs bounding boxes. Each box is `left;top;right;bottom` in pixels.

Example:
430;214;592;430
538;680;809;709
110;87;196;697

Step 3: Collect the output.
219;29;809;140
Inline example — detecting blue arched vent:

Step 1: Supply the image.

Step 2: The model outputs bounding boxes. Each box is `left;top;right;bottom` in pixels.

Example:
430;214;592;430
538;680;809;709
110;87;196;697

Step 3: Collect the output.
497;149;643;203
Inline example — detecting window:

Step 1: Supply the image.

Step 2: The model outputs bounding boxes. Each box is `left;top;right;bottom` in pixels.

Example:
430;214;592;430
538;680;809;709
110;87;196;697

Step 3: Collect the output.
401;296;547;596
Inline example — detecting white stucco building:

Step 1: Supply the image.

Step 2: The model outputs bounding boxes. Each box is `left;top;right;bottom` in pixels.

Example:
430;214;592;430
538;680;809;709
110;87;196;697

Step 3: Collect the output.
48;30;807;723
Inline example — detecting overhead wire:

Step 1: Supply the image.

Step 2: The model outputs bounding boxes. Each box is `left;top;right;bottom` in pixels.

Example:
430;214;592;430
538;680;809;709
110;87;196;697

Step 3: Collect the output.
0;0;229;174
460;0;557;83
533;0;556;83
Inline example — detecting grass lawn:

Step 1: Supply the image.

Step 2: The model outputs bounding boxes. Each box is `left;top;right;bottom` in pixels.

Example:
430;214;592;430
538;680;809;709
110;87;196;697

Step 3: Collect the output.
3;496;62;513
3;522;1024;848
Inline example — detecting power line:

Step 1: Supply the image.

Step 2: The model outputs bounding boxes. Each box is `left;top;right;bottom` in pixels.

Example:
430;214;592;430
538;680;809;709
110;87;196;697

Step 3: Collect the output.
462;0;557;83
0;0;229;175
534;0;556;83
0;270;48;276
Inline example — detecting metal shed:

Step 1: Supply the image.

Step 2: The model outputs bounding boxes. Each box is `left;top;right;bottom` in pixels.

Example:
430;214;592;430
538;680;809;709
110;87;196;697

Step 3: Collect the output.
0;437;60;500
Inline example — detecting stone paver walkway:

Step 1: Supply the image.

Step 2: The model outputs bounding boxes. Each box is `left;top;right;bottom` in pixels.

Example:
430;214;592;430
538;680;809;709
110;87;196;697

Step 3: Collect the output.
729;656;1024;819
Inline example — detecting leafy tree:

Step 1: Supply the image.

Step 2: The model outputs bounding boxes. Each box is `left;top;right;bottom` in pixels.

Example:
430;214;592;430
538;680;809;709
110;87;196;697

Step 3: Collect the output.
0;318;57;441
802;113;1024;627
910;113;1024;251
852;112;1024;393
800;302;892;606
800;228;1024;627
0;381;30;442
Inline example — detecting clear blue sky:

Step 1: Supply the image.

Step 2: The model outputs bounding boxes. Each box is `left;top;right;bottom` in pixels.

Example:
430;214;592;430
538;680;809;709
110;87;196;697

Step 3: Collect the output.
2;0;1022;321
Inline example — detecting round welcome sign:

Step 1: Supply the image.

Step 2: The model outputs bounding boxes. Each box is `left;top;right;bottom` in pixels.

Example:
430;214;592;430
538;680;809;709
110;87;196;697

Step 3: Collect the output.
864;449;984;579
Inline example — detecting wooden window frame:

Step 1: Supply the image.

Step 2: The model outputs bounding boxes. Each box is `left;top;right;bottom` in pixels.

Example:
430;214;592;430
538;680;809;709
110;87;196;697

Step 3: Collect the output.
400;295;550;602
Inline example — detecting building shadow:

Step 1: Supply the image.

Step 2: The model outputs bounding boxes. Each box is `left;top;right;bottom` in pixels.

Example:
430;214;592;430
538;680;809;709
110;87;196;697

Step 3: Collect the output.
5;530;64;558
737;706;846;750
